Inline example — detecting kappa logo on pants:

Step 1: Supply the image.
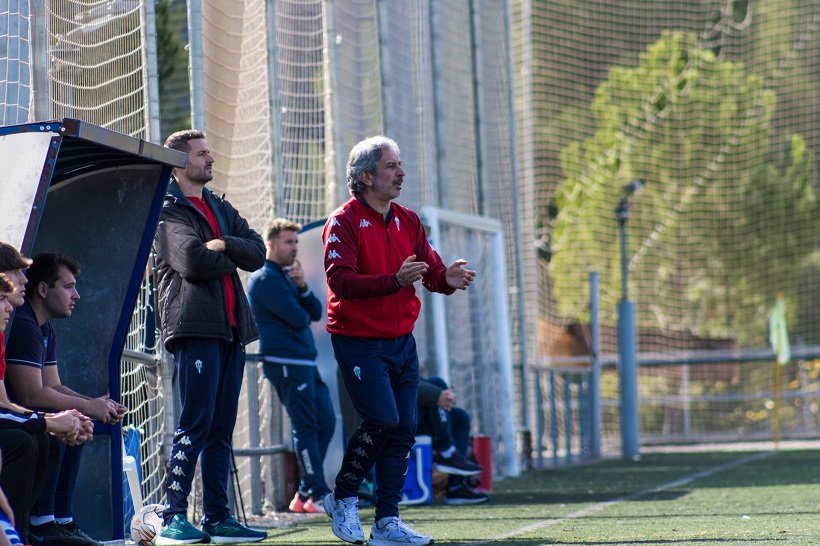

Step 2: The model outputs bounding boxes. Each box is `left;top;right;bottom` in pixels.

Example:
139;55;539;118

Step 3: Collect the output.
353;366;361;380
194;359;203;374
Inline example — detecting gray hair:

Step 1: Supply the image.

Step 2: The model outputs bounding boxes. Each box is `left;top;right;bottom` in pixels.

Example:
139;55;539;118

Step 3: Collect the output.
345;135;400;196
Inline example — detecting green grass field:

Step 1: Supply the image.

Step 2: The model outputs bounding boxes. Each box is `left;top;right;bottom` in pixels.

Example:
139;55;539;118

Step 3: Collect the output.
243;446;820;545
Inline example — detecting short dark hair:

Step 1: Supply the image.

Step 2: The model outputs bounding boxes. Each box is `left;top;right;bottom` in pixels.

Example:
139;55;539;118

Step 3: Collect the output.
0;273;13;294
0;242;32;273
26;253;81;297
263;218;301;243
163;130;206;153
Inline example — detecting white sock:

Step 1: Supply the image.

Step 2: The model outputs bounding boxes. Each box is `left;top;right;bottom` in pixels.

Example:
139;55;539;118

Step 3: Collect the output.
56;518;73;525
30;515;55;527
440;446;456;458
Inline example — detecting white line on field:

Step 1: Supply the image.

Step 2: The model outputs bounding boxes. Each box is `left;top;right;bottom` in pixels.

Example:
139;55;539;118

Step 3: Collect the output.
457;451;775;546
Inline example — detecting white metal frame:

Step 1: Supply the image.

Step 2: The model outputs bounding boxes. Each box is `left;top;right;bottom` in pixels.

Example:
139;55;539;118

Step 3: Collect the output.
420;206;520;478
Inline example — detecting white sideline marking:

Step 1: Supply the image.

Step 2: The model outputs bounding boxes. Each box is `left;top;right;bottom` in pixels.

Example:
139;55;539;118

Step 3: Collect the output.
458;451;775;546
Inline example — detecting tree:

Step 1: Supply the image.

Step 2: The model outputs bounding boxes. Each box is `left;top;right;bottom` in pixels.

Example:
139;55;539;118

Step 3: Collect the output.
549;31;817;346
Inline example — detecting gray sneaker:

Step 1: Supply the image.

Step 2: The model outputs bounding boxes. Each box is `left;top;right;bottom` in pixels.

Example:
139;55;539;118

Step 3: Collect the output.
368;517;433;546
323;491;364;544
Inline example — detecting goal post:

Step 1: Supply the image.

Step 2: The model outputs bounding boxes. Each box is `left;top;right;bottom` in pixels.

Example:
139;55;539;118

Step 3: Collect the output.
420;206;520;479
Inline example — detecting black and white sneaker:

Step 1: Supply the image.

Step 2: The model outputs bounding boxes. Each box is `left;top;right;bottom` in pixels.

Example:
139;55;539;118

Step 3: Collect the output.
433;451;482;476
444;484;489;505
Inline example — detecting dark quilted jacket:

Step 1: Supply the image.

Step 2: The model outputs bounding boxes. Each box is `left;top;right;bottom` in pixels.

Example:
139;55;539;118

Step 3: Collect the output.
153;180;265;349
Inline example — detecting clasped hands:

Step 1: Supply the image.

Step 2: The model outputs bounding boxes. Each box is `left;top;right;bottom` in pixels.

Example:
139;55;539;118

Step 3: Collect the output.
395;255;476;290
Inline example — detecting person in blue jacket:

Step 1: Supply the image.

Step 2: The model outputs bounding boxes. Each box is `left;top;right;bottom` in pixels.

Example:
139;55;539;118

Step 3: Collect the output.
248;218;335;514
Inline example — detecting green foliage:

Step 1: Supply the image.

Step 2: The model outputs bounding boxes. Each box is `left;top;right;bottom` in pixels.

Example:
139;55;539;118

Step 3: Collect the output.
550;31;818;345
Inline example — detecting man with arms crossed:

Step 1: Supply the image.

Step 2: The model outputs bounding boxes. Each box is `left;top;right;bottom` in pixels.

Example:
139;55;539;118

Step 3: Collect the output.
5;253;121;546
153;130;266;544
248;218;336;513
322;135;476;546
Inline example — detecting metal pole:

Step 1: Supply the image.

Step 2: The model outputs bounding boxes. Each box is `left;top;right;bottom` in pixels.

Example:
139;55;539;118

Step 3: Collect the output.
617;299;639;459
245;361;263;514
616;185;641;459
618;214;629;301
140;0;162;143
187;0;206;130
376;0;390;135
267;0;284;217
468;0;485;213
504;0;532;439
563;373;571;463
589;271;601;458
30;0;49;121
549;370;557;466
428;0;448;208
322;0;347;210
534;372;543;468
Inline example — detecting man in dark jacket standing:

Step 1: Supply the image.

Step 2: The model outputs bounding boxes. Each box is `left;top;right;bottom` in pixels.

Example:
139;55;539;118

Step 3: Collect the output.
247;218;335;514
153;130;266;545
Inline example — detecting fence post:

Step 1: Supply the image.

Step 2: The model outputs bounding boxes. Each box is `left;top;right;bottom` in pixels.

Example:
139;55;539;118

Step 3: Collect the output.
578;373;587;459
31;0;49;120
535;371;544;468
682;364;691;437
187;0;205;130
549;370;558;466
245;361;263;514
618;300;640;459
563;373;572;463
589;271;601;458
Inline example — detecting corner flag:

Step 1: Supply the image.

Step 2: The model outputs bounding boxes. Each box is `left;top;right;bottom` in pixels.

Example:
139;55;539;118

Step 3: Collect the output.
769;294;790;365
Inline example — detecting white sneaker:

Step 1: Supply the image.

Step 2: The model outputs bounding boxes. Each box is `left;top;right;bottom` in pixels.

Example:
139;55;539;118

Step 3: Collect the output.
368;517;433;546
323;491;365;544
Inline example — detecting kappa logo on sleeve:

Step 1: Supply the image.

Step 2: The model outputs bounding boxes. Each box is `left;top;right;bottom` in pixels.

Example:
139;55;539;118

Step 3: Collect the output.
330;217;341;226
327;232;341;243
328;249;341;259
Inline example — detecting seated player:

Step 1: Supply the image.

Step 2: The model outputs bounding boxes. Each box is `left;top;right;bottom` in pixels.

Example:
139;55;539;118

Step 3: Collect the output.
417;377;488;505
5;253;117;546
0;246;94;544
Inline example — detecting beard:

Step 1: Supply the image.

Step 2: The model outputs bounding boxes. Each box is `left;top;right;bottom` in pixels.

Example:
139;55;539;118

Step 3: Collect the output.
188;166;213;184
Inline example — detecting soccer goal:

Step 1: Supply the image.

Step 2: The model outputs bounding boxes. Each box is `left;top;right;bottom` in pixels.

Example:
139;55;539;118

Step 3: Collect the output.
419;206;519;479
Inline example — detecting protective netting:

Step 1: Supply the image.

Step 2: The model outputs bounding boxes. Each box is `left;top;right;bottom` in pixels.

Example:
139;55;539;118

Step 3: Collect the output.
329;0;528;401
46;0;147;137
6;0;820;519
526;0;820;353
198;0;276;512
427;221;509;474
520;0;820;446
0;0;31;124
120;272;166;505
269;0;326;224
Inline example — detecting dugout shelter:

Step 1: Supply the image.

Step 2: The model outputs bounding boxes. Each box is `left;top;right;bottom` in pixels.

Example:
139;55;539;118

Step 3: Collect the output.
0;118;185;541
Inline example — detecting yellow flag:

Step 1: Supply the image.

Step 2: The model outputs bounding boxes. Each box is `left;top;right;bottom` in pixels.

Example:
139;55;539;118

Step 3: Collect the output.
769;295;791;366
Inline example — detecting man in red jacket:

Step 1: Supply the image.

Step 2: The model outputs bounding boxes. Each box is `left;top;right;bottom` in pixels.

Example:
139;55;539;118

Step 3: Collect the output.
322;135;476;546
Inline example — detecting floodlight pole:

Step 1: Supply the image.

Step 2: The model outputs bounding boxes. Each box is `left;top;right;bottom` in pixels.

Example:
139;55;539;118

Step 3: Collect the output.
616;180;642;460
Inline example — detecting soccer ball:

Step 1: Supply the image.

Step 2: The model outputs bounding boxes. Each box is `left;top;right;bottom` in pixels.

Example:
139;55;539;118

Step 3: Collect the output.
130;504;164;546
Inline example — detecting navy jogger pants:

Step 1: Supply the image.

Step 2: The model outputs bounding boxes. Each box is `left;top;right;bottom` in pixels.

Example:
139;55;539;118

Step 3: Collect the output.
331;333;419;520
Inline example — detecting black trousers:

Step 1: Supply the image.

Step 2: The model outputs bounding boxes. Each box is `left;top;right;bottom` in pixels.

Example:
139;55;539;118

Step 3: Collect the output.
0;428;60;542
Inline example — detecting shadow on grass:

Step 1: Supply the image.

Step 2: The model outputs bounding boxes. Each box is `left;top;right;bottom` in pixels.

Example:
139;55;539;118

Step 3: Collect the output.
435;537;788;546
